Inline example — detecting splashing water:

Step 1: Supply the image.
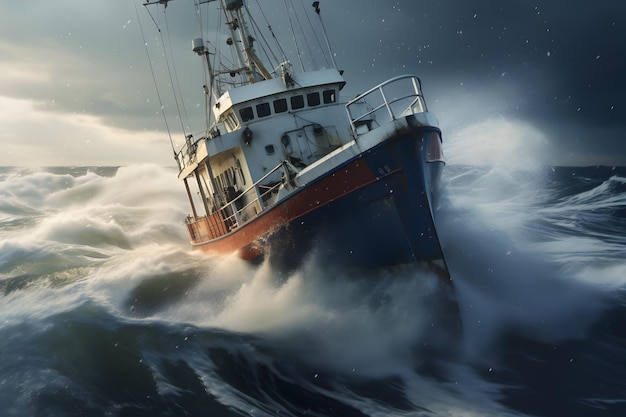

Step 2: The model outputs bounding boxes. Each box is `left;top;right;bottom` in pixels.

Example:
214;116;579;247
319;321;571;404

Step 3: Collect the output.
0;158;625;416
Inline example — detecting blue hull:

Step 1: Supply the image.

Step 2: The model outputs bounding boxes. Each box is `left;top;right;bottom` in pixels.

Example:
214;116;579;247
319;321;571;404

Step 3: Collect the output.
265;117;445;270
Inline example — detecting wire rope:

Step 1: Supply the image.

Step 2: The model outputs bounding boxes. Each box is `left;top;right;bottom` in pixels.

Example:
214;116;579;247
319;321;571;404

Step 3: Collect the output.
133;1;177;160
144;5;189;140
253;0;289;66
292;2;317;70
282;0;304;72
163;11;192;134
299;0;329;68
244;2;279;72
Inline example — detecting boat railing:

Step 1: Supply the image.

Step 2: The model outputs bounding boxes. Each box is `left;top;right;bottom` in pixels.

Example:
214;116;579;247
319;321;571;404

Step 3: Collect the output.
192;160;298;236
175;137;196;172
175;127;222;172
345;75;428;138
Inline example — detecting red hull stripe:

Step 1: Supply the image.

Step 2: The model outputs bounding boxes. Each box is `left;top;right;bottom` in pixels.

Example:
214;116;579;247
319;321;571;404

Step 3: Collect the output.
191;159;377;258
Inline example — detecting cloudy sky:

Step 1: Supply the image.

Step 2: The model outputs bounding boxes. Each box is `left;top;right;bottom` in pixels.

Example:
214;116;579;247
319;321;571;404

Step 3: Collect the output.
1;0;624;167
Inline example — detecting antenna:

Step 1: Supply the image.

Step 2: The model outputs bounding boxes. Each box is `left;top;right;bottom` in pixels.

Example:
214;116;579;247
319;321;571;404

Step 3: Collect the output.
312;1;338;69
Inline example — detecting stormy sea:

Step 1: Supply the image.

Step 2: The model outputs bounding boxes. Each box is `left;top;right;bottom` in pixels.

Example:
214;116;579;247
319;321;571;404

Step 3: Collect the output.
1;163;625;417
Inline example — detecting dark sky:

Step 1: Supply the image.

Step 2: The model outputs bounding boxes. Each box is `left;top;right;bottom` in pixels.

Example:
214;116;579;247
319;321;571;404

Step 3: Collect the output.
1;0;624;165
328;0;626;165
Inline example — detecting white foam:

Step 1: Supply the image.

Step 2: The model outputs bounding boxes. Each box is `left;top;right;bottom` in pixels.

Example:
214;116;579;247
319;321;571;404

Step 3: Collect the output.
437;163;613;364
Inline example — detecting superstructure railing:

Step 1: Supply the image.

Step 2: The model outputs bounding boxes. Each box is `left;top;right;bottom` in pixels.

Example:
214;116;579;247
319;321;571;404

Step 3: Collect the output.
345;75;428;138
186;160;299;240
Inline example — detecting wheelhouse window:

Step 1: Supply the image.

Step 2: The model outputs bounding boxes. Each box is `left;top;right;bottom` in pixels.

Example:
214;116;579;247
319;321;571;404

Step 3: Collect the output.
323;89;336;104
273;98;288;113
239;106;254;122
307;92;321;107
290;95;304;110
256;102;271;118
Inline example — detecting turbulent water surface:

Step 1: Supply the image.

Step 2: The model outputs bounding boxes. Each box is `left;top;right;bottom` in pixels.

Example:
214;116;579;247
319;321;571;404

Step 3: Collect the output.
1;164;625;416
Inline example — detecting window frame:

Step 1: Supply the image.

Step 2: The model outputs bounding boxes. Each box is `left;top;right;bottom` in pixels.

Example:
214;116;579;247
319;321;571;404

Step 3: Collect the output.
323;89;336;104
273;98;288;113
256;102;271;118
307;92;321;107
290;95;304;110
239;106;254;122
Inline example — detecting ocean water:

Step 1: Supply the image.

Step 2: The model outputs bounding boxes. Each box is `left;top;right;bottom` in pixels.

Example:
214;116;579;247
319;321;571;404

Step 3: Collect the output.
1;163;625;416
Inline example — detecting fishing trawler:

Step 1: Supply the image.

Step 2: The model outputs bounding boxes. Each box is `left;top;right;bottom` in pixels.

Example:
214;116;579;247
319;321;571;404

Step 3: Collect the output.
143;0;447;275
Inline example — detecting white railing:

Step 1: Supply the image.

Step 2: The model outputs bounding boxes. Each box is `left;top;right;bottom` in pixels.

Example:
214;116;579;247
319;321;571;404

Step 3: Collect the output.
189;160;299;232
175;126;222;173
345;75;428;138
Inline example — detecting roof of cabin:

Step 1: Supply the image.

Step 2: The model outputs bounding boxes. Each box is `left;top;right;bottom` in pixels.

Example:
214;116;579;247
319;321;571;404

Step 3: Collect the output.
215;68;345;112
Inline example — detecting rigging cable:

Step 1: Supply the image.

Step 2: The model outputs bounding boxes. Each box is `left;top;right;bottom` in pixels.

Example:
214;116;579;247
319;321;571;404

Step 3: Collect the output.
298;0;329;68
194;0;203;31
133;1;176;161
253;0;289;66
311;0;338;69
282;0;305;72
212;5;242;88
244;2;280;72
142;3;189;140
160;9;189;137
292;2;317;70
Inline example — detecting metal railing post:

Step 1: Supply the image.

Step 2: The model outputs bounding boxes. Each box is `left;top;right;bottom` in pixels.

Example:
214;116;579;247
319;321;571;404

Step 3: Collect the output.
379;87;394;121
231;203;242;226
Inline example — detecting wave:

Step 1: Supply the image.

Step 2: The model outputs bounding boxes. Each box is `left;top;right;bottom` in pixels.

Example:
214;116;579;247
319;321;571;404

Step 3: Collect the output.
0;165;189;297
2;163;624;349
1;164;626;416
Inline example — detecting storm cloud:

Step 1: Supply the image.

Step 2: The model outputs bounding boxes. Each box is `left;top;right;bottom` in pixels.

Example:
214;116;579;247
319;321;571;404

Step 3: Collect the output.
1;0;624;166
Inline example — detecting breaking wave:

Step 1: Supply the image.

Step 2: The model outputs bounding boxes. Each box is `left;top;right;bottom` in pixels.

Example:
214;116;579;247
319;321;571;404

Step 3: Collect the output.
1;163;625;416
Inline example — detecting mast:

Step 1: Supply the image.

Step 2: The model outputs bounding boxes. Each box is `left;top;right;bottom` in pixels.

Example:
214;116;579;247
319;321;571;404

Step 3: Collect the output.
220;0;272;84
192;38;221;100
189;40;222;210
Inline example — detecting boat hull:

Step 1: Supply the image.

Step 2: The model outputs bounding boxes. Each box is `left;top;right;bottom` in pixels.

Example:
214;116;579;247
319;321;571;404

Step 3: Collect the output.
189;115;445;269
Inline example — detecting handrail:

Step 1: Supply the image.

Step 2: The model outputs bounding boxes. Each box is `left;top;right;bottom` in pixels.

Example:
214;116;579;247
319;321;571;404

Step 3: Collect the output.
197;160;298;232
345;74;427;138
175;133;203;172
175;126;222;173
